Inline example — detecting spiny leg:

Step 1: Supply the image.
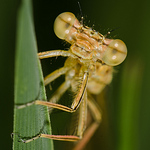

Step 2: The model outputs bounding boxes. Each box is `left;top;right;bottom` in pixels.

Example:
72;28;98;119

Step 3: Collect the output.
38;50;77;86
16;66;88;112
75;91;87;138
38;50;78;59
73;94;102;150
35;68;88;112
37;90;88;142
15;69;89;142
48;80;70;113
71;67;88;110
87;94;102;123
14;98;86;143
15;66;71;109
44;66;70;86
14;89;83;143
49;81;70;103
16;133;80;143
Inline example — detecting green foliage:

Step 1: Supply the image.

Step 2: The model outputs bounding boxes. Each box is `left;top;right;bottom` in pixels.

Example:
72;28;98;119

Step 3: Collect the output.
117;60;143;150
1;0;149;150
12;0;53;149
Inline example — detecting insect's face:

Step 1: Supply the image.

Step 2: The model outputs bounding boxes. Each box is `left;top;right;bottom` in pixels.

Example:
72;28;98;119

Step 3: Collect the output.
54;12;127;67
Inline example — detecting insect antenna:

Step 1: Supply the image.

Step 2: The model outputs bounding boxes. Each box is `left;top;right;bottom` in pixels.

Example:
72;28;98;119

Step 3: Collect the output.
78;2;84;25
104;27;120;38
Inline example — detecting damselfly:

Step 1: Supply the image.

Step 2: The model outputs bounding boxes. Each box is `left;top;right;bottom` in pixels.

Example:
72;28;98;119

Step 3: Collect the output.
16;12;127;150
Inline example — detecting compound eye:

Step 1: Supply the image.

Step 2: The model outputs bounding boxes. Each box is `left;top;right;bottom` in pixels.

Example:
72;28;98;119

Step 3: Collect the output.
54;12;76;39
102;39;127;66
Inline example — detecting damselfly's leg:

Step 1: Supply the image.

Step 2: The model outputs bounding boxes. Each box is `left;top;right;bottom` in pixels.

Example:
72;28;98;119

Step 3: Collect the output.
16;66;88;112
34;67;88;112
15;133;80;143
15;68;88;142
15;90;87;143
48;80;70;113
40;90;87;142
38;50;77;86
73;94;102;150
76;91;87;138
49;81;70;103
38;50;78;59
44;67;70;86
38;50;79;86
15;67;71;109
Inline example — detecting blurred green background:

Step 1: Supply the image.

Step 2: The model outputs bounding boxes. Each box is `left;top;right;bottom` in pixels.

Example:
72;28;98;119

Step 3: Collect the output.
1;0;150;149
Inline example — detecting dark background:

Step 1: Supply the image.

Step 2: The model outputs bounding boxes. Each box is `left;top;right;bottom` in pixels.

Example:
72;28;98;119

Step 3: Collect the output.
1;0;150;149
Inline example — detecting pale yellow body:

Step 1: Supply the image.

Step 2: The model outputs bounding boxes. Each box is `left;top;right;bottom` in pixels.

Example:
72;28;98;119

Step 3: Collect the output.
16;12;127;150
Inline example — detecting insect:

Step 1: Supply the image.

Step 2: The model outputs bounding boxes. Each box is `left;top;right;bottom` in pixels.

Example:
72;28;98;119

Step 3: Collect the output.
16;12;127;149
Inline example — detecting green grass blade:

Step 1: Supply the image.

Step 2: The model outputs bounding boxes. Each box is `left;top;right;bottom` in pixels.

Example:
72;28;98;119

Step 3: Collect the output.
13;0;54;149
117;60;143;150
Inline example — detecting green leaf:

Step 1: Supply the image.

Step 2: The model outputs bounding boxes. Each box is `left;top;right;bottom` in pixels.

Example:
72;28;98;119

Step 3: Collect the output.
12;0;54;149
117;60;143;150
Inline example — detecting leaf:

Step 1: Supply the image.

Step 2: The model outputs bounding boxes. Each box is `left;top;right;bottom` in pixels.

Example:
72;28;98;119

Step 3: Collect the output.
12;0;54;149
117;60;143;150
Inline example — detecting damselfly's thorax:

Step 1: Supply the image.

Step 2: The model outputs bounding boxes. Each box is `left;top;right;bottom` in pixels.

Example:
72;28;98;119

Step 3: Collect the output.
54;12;127;66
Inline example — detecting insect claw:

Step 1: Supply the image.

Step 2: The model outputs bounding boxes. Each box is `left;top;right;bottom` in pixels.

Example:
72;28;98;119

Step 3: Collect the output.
11;132;27;143
11;133;14;138
18;138;25;143
11;132;19;139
